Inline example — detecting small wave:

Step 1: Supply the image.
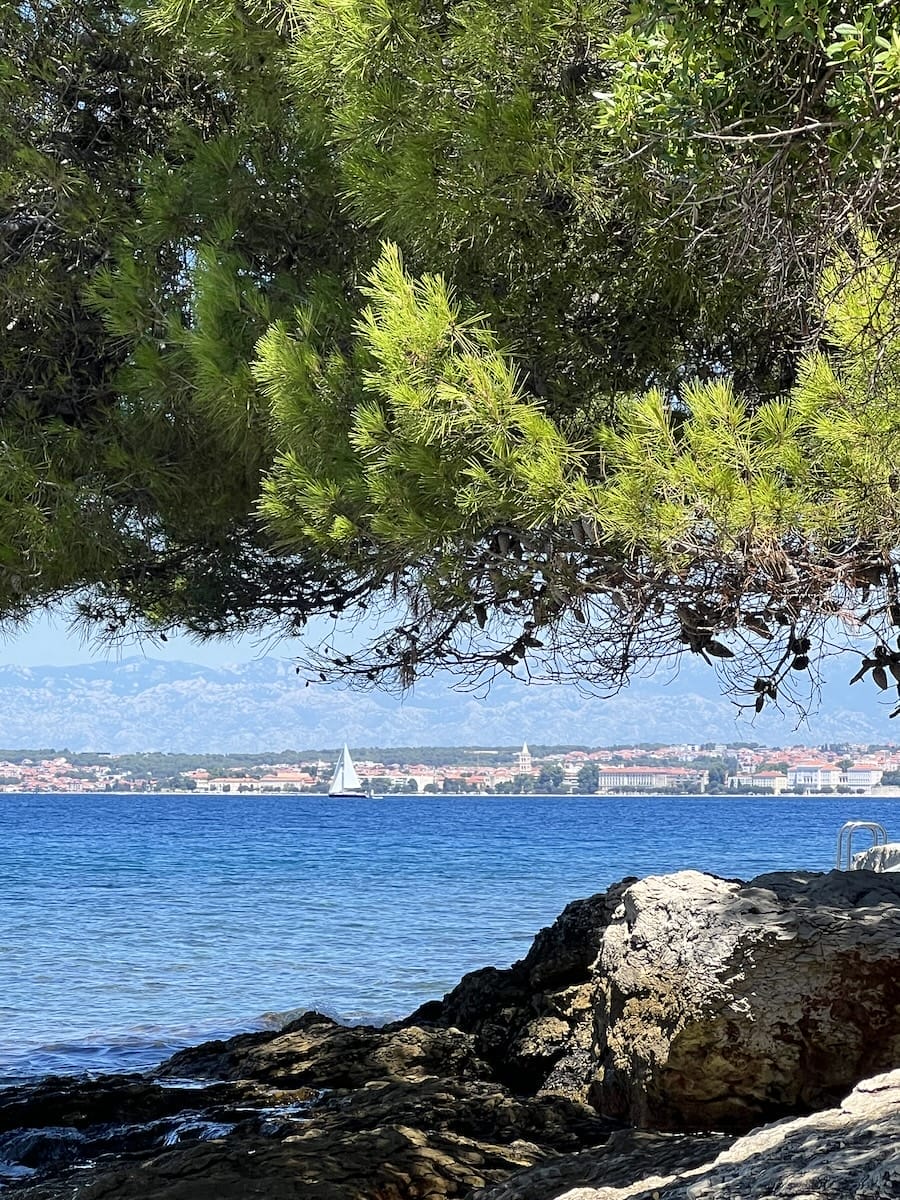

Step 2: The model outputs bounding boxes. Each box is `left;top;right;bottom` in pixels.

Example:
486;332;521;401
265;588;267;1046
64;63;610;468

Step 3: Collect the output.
0;1162;34;1182
0;1018;264;1088
162;1119;234;1147
0;1004;407;1089
259;1004;397;1031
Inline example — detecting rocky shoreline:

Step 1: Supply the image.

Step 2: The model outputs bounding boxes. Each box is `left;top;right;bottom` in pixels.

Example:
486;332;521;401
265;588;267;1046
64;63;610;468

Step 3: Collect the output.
2;869;898;1198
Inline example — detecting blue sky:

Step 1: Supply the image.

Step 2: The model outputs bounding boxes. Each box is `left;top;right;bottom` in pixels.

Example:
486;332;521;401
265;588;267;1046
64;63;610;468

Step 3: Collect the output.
0;611;295;667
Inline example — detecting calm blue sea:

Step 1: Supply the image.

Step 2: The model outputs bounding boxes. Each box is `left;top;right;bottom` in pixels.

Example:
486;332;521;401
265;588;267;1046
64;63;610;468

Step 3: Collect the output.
1;791;897;1086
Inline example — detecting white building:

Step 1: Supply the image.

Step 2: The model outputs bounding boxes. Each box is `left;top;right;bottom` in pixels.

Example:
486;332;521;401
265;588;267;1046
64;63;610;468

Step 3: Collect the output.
596;766;709;792
197;771;317;793
727;771;789;794
518;742;533;773
785;763;883;792
841;764;884;790
787;764;842;790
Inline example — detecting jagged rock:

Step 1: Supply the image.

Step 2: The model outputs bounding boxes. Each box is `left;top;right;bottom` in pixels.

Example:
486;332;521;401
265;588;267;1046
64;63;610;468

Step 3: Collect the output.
15;1071;899;1200
420;869;900;1132
0;1072;315;1178
558;1069;900;1200
0;1074;301;1135
591;869;900;1130
160;1012;492;1090
4;869;900;1199
411;884;632;1096
6;1068;615;1199
10;1126;543;1200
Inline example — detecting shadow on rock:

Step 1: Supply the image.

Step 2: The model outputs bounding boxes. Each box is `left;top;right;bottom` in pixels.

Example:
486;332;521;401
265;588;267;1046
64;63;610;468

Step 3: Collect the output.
4;869;900;1199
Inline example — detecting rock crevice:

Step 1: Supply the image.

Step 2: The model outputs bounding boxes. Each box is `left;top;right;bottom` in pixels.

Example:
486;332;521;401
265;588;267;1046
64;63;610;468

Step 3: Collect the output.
2;868;899;1199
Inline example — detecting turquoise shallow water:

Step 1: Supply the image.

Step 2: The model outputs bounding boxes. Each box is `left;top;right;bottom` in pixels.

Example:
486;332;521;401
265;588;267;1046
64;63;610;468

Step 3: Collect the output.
1;791;897;1084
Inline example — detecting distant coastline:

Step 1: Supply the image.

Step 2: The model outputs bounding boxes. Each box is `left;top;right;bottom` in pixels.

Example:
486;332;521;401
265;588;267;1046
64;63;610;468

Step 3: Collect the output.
6;789;899;800
5;784;898;798
1;739;899;798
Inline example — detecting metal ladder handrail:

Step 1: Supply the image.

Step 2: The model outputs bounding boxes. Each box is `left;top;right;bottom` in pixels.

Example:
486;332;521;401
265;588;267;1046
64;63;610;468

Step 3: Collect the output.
835;821;889;870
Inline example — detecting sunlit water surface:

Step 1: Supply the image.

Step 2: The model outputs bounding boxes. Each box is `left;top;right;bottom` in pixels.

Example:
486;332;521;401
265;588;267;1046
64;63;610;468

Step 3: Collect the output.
2;791;896;1083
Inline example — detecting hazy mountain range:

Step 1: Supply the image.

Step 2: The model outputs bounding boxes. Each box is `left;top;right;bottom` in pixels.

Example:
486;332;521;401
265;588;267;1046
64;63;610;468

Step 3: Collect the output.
0;655;897;753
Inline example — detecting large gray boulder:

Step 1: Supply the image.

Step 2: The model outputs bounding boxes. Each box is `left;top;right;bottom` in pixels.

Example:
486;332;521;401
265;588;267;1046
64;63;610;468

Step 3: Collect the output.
591;870;900;1130
855;842;900;871
424;869;900;1133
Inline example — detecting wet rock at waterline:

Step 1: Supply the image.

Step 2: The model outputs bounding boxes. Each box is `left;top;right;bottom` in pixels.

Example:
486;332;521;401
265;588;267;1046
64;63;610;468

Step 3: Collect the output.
422;868;900;1131
3;868;899;1198
2;1021;617;1199
0;1073;315;1182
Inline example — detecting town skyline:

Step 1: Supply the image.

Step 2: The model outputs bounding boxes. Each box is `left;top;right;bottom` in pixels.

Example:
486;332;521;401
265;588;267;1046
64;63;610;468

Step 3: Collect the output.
2;739;898;796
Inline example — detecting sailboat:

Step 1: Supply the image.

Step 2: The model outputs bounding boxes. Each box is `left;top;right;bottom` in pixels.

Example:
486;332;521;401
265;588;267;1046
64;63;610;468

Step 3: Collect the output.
328;744;371;798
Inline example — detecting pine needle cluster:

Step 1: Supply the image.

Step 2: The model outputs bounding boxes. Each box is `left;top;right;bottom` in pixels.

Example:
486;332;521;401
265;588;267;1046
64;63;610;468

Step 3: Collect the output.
4;0;900;709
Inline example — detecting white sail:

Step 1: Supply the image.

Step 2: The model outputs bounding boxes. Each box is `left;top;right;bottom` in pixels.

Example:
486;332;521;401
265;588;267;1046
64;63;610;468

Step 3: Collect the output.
329;744;364;796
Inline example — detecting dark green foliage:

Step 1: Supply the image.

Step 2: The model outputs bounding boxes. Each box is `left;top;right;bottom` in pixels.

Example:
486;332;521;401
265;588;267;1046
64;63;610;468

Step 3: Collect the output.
4;0;900;709
537;762;565;791
0;0;358;631
576;761;600;793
